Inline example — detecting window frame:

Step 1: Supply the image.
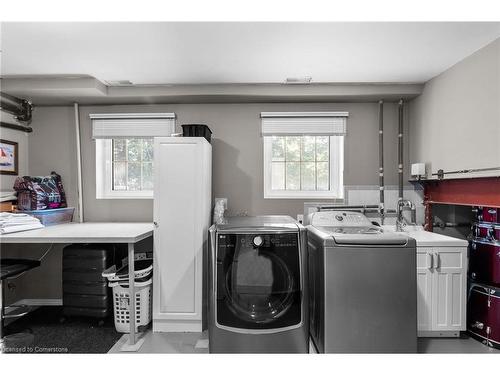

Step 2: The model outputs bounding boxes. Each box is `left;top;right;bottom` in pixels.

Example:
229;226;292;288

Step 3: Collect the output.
263;135;344;199
95;138;154;199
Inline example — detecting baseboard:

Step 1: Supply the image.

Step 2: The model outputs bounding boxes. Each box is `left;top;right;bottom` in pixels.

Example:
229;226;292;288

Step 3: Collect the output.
418;330;461;338
5;298;62;314
153;320;202;333
4;299;62;326
14;298;62;307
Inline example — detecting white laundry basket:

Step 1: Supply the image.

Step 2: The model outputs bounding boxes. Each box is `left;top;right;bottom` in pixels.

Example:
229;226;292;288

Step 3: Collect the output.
109;278;152;333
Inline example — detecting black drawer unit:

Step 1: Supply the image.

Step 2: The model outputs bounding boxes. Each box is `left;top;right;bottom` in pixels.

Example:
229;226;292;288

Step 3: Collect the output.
62;244;115;319
62;306;110;319
63;294;110;309
63;280;109;296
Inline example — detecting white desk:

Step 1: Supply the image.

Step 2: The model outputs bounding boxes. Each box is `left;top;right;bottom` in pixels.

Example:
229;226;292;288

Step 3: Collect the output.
0;222;154;352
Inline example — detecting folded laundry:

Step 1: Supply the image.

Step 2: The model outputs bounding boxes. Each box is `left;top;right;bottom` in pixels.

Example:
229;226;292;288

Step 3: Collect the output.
1;222;44;234
1;215;39;223
0;191;17;202
0;212;38;221
0;212;44;234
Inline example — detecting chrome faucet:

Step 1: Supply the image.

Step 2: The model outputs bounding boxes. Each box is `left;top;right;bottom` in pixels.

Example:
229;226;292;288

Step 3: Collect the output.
396;199;416;232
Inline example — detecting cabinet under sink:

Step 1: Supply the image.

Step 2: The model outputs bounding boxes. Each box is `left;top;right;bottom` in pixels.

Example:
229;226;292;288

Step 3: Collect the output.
383;225;468;337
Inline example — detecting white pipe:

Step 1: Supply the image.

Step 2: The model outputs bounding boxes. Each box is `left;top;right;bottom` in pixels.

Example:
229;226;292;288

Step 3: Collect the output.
74;102;84;223
378;100;385;225
398;99;404;201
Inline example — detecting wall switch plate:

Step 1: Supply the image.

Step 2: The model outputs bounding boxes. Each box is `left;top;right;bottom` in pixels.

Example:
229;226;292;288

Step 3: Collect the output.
215;197;228;209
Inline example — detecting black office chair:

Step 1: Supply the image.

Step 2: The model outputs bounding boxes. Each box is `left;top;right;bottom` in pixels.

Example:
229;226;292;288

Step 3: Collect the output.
1;258;41;339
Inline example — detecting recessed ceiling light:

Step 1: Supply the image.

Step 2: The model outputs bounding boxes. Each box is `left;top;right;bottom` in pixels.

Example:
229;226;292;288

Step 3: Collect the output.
105;80;133;86
284;77;312;85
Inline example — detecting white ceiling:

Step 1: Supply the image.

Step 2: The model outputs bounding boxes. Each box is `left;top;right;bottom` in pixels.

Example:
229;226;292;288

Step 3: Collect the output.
1;22;500;85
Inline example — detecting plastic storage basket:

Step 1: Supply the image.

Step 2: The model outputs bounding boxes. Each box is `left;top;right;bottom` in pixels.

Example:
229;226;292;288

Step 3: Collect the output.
16;207;74;226
109;278;152;333
103;258;153;333
102;259;153;283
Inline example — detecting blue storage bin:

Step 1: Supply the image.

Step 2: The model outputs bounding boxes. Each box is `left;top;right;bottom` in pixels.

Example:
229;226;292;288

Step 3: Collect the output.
17;207;74;226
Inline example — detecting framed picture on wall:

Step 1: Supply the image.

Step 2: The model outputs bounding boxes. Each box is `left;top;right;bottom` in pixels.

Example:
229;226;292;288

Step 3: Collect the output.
0;139;19;175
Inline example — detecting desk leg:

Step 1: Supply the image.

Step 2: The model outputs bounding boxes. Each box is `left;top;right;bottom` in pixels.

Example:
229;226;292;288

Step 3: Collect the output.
0;279;4;341
128;242;136;344
120;242;144;352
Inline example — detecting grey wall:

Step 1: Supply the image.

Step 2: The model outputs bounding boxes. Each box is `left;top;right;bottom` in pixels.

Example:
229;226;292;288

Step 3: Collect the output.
0;111;29;190
12;101;408;302
74;102;409;221
409;37;500;175
0;113;32;305
28;106;79;209
0;112;31;306
2;107;78;305
1;243;64;305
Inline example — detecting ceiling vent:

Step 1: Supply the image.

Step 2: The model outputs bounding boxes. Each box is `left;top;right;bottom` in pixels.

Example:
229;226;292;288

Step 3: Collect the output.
284;77;312;85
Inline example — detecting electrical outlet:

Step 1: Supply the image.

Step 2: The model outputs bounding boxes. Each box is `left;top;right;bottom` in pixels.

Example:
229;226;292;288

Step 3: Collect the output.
134;253;147;260
297;214;304;224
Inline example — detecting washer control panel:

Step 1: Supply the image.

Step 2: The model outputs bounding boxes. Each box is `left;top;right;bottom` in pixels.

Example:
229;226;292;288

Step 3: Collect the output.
217;233;299;253
310;211;373;227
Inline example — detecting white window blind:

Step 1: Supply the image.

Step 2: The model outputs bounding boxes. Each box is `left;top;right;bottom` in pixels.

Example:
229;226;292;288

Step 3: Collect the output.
90;113;176;139
260;112;348;136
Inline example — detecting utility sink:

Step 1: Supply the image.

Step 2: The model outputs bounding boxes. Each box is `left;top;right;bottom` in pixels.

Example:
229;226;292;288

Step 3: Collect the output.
381;224;467;246
381;224;424;233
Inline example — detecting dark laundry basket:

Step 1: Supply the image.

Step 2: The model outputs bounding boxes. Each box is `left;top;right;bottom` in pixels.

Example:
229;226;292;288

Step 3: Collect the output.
181;124;212;143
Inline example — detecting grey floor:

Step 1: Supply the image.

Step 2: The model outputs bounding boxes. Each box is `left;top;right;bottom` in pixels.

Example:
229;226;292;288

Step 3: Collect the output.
109;330;210;354
109;330;499;354
417;336;499;354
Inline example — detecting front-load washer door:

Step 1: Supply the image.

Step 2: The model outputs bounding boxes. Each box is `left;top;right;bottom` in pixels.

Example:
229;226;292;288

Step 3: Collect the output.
216;232;302;331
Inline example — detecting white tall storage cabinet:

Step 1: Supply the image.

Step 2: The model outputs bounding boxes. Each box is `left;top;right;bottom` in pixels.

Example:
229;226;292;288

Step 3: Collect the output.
153;137;212;332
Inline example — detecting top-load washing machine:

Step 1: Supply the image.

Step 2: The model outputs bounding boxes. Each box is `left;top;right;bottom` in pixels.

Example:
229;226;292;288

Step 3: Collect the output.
307;210;417;353
208;215;308;353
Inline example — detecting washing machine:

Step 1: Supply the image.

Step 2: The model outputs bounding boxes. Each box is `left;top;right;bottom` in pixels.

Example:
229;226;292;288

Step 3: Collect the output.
307;211;417;353
208;215;308;353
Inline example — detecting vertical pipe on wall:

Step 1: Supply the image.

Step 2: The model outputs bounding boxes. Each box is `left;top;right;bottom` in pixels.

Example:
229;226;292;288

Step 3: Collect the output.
74;103;84;223
398;99;404;201
378;100;385;224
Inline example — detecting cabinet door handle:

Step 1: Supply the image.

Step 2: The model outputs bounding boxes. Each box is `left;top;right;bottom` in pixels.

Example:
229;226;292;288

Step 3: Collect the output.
426;253;433;270
433;253;440;269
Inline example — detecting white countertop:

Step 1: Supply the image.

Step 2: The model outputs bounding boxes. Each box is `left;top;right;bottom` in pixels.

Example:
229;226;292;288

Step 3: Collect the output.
0;222;154;243
405;230;468;247
381;225;468;247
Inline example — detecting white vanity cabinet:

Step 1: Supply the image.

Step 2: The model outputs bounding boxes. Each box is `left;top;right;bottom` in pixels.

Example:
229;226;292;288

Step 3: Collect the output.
153;137;212;332
413;233;468;337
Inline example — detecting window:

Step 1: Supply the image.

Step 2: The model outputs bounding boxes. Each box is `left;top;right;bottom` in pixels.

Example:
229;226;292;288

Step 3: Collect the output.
91;113;175;199
112;138;154;192
262;112;346;199
95;138;155;199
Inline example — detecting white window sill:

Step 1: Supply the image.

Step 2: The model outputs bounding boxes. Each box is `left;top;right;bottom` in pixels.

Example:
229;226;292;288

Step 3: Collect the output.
96;192;153;200
264;190;344;199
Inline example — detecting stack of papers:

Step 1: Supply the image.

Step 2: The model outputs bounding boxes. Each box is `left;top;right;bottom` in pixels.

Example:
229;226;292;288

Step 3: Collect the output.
0;191;17;202
0;213;44;234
